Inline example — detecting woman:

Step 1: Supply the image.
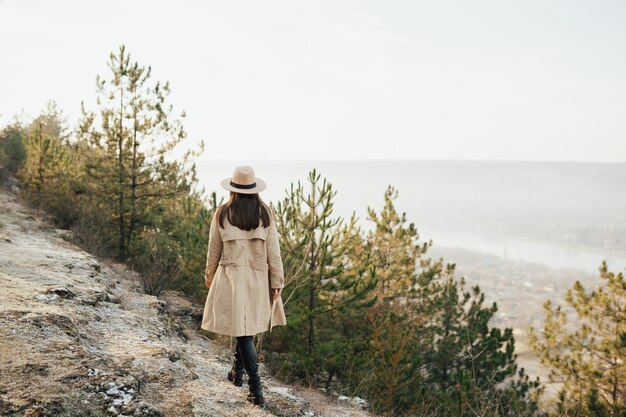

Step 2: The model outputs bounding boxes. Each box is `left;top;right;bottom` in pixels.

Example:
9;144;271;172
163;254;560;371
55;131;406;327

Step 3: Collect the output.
201;165;287;408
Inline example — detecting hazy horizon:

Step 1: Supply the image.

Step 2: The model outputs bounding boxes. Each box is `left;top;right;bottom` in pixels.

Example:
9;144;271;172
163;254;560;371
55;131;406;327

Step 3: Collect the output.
199;157;626;163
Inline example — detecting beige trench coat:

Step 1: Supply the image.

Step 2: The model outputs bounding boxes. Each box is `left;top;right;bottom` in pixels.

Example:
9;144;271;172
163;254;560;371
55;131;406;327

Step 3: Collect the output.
201;206;287;336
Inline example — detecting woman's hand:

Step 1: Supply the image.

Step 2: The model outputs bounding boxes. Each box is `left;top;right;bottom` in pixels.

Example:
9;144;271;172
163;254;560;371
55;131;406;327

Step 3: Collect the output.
205;279;212;289
271;288;281;300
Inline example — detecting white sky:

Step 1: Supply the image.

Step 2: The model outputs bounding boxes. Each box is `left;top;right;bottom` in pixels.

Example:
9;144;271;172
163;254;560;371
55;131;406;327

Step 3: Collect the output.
0;0;624;162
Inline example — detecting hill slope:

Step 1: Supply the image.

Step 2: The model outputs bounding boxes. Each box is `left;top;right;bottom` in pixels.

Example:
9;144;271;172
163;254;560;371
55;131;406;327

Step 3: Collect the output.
0;185;370;417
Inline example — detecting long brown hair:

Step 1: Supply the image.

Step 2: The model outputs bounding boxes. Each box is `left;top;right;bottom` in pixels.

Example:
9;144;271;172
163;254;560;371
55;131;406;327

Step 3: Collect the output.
217;191;271;230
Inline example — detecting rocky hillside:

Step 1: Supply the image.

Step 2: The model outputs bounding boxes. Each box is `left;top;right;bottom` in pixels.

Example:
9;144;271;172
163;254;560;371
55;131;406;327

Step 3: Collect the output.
0;184;370;417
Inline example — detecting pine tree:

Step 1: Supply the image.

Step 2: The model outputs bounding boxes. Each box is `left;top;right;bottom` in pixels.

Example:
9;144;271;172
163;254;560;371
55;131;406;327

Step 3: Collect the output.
362;299;427;415
77;44;202;260
31;101;70;143
365;184;430;299
358;186;539;416
0;120;27;174
2;102;68;192
529;260;626;416
270;168;377;385
416;256;540;415
18;122;67;206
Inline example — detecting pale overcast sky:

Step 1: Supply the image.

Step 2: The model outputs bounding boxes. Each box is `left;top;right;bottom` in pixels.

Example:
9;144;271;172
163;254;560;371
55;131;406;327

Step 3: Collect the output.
0;0;624;162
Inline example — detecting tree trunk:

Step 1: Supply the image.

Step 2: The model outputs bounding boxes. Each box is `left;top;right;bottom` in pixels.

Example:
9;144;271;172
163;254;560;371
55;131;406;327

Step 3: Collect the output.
117;83;126;260
128;111;138;251
308;284;315;355
37;154;44;204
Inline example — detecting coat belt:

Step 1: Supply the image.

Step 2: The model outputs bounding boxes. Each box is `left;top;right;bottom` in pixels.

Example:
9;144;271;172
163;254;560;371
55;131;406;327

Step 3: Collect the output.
218;258;268;272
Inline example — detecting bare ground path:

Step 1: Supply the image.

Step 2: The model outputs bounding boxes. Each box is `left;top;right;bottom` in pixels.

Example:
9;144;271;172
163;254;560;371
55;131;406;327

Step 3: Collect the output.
0;185;370;417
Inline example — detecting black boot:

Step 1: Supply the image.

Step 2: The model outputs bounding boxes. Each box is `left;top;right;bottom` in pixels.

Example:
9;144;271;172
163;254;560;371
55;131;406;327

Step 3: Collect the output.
227;342;244;387
246;372;264;407
236;335;264;407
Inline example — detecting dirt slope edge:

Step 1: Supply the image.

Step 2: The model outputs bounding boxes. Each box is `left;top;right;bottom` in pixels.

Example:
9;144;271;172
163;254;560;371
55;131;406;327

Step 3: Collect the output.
0;185;370;417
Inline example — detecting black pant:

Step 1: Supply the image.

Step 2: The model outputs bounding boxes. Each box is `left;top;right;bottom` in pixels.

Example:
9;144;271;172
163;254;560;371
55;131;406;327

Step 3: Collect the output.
236;335;258;376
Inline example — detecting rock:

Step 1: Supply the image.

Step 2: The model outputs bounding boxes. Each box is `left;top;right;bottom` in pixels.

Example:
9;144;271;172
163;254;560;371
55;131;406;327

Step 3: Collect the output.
87;367;109;377
174;307;203;326
25;312;76;337
155;300;169;316
46;287;76;299
36;293;59;303
55;229;73;242
269;386;299;401
81;289;118;306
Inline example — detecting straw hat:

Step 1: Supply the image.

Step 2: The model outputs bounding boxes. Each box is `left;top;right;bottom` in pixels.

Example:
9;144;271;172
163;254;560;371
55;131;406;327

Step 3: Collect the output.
220;165;266;194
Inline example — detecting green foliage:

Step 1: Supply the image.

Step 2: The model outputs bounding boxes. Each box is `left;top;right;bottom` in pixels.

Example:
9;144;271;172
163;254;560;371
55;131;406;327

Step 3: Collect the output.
18;122;68;204
9;102;87;228
156;191;220;300
3;46;207;299
346;186;540;416
77;44;203;262
264;179;540;416
0;120;27;174
416;257;541;416
360;300;426;414
266;168;377;386
31;100;71;141
365;184;429;298
529;260;626;416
